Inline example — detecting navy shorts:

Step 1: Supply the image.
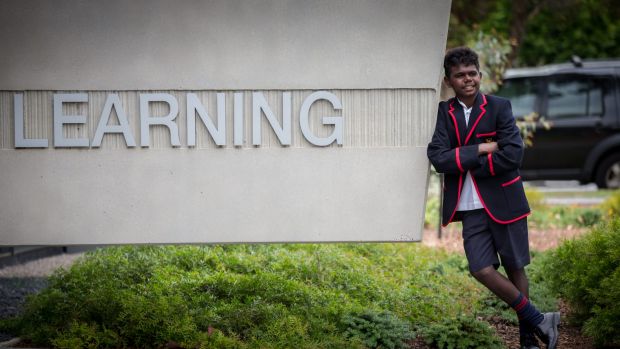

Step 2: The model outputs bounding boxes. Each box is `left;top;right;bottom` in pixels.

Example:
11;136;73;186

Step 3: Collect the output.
459;209;531;273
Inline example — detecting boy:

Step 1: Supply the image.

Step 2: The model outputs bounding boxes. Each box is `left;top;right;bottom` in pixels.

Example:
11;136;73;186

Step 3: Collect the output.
427;47;560;349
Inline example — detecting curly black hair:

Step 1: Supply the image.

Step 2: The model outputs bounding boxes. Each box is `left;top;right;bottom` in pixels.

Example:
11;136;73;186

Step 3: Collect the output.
444;47;479;77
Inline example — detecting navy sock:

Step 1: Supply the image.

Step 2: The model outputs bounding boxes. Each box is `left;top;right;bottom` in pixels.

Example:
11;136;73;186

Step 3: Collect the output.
510;293;544;328
519;319;533;335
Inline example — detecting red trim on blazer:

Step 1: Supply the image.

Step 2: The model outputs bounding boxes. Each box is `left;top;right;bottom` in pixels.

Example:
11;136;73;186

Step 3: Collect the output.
488;153;495;176
443;174;463;227
464;94;488;145
502;176;522;187
476;131;497;138
448;101;462;146
470;175;530;224
456;147;464;172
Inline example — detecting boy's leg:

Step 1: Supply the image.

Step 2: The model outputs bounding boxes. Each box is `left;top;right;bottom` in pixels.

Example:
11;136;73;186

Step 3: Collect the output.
461;210;559;348
470;265;519;303
461;209;521;303
470;266;543;336
507;267;529;297
492;219;539;336
506;267;540;348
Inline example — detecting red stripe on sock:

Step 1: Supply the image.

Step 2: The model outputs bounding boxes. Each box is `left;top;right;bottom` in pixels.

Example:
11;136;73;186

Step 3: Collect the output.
515;297;528;312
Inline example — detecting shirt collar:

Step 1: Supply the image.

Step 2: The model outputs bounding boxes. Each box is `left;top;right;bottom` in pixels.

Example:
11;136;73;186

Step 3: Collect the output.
456;98;473;112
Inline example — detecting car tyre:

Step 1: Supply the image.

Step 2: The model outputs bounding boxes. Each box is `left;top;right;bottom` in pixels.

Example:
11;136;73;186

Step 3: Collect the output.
595;153;620;189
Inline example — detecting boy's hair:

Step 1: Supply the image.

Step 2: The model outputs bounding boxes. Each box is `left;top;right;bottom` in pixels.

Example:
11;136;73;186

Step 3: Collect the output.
444;47;479;77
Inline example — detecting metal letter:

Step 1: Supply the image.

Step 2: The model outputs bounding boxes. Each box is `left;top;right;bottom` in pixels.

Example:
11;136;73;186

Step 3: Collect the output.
139;93;180;147
14;94;48;148
299;91;343;146
92;94;136;147
234;92;243;146
53;93;89;147
252;92;291;146
187;93;226;146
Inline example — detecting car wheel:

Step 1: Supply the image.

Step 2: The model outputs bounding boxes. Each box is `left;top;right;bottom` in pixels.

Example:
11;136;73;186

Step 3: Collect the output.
595;153;620;189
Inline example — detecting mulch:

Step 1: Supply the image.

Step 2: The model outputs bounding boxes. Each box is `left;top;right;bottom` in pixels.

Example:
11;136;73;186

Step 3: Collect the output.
407;314;594;349
487;302;595;349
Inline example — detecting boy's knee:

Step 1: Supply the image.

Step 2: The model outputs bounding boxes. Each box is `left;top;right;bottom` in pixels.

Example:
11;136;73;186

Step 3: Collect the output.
470;265;495;280
505;266;526;277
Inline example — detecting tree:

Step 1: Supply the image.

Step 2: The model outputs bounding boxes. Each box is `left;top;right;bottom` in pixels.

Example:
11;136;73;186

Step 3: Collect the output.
517;0;620;66
448;0;620;67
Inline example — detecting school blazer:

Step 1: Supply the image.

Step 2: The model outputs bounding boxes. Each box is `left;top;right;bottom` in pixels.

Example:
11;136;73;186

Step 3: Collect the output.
427;93;530;227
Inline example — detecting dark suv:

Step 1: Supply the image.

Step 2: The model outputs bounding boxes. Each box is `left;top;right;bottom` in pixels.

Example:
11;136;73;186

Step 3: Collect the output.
495;58;620;188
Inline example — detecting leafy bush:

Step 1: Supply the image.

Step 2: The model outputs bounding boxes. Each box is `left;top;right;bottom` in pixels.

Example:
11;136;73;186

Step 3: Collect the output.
542;218;620;347
601;189;620;219
425;171;441;229
525;187;605;229
525;187;546;211
425;194;440;229
521;251;559;315
51;322;120;349
342;309;414;349
529;205;602;229
419;315;504;349
3;244;493;349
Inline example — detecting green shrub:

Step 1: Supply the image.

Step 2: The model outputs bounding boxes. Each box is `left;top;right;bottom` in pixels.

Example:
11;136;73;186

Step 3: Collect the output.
522;251;559;315
51;321;120;349
419;315;504;349
529;205;602;229
425;194;440;229
4;244;486;349
342;309;414;349
525;187;546;211
197;329;247;349
601;189;620;219
576;208;602;227
542;218;620;347
524;186;607;229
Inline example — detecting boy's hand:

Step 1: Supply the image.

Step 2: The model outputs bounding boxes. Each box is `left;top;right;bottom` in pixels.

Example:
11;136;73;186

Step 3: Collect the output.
478;142;498;155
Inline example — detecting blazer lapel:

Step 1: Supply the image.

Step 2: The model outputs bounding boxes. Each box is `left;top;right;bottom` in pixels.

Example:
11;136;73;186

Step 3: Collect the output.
464;93;488;145
448;98;468;146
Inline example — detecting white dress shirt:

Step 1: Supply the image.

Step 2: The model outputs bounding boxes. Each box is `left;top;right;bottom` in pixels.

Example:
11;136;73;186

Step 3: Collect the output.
456;99;483;211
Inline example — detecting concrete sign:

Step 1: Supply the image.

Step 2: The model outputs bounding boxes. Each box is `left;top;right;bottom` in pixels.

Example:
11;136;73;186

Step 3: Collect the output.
0;0;451;245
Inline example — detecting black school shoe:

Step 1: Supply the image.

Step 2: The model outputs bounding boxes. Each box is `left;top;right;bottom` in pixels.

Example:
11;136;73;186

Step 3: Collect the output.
534;312;560;349
520;332;540;349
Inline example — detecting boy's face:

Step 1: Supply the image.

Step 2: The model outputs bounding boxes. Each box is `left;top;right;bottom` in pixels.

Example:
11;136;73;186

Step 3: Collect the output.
444;64;481;100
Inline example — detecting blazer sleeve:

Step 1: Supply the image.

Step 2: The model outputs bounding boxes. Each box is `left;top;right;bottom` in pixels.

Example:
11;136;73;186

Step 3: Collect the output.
472;99;524;177
427;105;480;174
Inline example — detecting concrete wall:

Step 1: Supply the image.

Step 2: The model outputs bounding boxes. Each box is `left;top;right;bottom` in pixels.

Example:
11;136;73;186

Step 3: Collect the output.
0;0;450;90
0;0;451;245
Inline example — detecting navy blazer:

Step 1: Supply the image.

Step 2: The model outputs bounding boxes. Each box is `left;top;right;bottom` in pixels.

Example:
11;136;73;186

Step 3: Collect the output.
427;93;530;226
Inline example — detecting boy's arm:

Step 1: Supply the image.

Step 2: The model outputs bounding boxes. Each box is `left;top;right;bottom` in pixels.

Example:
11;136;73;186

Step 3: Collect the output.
427;106;481;174
472;99;524;177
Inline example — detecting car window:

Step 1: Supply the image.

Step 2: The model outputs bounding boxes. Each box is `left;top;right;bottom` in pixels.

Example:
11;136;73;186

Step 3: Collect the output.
546;76;605;119
495;78;540;117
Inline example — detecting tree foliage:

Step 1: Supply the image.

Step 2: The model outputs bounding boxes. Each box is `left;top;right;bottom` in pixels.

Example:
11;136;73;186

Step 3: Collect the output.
518;0;620;66
466;31;511;93
449;0;620;67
